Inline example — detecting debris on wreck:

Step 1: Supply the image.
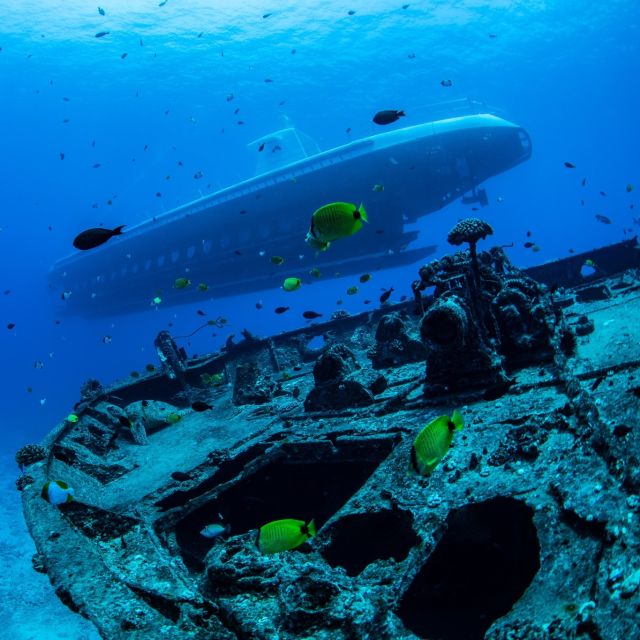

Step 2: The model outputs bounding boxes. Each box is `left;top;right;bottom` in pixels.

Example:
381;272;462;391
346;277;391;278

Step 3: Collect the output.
414;217;575;396
16;229;640;640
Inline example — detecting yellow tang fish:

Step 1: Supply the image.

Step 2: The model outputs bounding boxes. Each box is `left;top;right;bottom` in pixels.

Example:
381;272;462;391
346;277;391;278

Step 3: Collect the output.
256;518;316;554
410;410;464;476
305;202;368;251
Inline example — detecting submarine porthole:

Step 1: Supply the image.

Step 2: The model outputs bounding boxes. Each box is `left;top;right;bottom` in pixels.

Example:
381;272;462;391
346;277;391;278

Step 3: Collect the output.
171;249;180;263
144;259;152;271
202;239;212;254
397;497;540;640
518;129;531;152
186;245;196;259
157;255;165;267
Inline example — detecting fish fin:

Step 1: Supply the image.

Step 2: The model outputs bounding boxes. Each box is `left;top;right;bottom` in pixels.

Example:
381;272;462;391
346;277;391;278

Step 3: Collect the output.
398;110;405;117
66;493;74;503
357;203;368;223
112;225;126;235
306;519;317;537
309;216;317;239
452;409;464;431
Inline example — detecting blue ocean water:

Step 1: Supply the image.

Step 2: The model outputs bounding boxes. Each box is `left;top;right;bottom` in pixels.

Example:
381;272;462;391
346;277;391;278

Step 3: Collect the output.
0;1;638;636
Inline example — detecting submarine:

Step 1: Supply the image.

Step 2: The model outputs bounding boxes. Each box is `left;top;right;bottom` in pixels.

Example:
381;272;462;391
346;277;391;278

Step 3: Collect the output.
48;102;532;316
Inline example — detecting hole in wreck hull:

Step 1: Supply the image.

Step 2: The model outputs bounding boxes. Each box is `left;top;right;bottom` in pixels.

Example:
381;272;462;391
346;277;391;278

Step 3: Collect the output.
174;440;395;571
397;497;540;640
321;509;419;577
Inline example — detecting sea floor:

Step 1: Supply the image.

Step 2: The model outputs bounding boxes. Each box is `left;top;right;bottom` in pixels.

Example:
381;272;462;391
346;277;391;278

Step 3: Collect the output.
0;454;99;640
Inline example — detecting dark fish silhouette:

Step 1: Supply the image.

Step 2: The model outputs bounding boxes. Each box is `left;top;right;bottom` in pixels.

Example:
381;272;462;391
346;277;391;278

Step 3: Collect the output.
95;31;110;38
274;306;290;314
302;311;322;319
373;110;405;125
379;287;394;303
73;225;125;250
564;161;576;168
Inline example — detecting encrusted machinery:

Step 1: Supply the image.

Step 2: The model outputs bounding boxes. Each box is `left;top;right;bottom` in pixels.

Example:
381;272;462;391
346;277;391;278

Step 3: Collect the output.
414;218;574;396
17;234;640;640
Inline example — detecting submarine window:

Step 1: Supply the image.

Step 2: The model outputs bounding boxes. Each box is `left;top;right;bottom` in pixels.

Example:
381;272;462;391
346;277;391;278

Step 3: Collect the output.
144;259;152;271
186;245;196;259
202;240;212;254
219;234;231;249
518;129;531;152
157;255;166;267
455;157;470;178
171;249;180;263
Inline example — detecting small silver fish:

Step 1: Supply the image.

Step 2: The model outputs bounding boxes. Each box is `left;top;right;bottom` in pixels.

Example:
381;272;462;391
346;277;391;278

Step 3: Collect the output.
200;523;230;539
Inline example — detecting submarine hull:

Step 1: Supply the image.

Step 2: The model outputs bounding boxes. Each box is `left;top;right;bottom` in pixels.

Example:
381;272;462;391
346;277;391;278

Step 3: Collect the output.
49;113;531;316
